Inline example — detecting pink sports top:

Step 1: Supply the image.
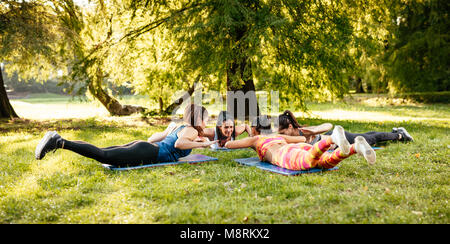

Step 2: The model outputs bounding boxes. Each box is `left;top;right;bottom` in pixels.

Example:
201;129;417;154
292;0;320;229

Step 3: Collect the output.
255;135;287;161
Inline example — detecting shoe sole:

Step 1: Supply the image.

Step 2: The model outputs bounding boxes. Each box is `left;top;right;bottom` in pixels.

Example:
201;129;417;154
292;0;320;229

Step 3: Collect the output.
398;127;413;141
333;125;350;155
35;131;57;160
356;136;376;165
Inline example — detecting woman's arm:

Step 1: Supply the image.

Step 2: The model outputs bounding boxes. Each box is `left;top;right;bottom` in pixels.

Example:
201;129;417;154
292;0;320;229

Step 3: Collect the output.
278;134;307;143
174;127;217;150
300;123;333;135
148;132;168;143
224;136;257;149
235;124;252;137
202;128;216;141
148;123;178;143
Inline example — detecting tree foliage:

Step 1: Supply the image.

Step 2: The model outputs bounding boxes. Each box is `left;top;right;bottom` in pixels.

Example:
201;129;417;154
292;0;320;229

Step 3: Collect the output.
0;0;70;80
383;0;449;92
124;0;399;110
0;0;69;118
1;0;447;121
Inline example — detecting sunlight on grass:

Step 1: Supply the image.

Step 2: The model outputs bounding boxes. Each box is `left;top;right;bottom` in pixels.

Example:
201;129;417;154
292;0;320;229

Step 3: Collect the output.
297;109;450;123
11;101;109;119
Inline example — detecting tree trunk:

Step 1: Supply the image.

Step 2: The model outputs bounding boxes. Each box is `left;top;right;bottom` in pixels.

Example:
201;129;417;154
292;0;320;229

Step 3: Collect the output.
366;81;373;93
88;68;145;116
158;97;164;113
163;76;200;115
355;77;365;93
0;67;19;119
226;57;260;121
225;22;260;121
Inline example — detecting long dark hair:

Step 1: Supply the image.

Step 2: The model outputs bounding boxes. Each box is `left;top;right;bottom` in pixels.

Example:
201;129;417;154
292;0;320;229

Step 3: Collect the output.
278;110;302;130
251;115;272;134
215;111;236;147
183;104;208;136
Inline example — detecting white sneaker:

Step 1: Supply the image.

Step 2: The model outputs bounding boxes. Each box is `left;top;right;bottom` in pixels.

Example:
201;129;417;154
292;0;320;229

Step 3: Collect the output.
331;125;350;155
355;136;376;165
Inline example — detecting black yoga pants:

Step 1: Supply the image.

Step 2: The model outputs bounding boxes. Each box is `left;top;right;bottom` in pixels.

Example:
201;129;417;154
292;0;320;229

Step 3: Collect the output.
58;139;159;167
323;130;400;145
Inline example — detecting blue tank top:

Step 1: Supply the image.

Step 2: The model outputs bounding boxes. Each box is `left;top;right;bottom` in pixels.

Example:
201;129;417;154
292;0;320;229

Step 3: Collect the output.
156;125;192;162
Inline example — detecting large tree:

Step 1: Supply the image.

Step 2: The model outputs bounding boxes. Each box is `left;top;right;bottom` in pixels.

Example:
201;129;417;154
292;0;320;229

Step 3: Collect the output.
52;0;147;116
119;0;386;119
0;0;63;119
0;66;17;118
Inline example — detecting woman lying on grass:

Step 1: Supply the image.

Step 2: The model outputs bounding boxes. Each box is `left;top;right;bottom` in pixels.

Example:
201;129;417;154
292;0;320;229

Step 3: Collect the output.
201;111;251;149
225;115;376;171
278;110;413;145
35;104;217;167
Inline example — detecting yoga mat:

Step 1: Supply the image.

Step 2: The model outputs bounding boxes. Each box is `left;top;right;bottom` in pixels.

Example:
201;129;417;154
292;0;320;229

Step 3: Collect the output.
102;154;218;171
234;157;338;176
234;147;381;176
210;147;250;152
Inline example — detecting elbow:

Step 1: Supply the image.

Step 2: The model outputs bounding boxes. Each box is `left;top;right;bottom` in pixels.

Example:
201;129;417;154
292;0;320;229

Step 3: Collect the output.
174;140;182;149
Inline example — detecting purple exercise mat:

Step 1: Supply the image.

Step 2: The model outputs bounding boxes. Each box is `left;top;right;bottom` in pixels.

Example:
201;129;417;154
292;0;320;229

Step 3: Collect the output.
102;154;218;171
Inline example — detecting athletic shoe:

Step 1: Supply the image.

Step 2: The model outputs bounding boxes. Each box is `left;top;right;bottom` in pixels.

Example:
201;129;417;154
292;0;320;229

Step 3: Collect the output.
355;136;376;165
397;127;413;141
35;131;61;160
331;125;350;155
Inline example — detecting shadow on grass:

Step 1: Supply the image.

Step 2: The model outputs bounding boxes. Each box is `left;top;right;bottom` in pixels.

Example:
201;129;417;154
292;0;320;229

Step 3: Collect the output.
0;117;169;134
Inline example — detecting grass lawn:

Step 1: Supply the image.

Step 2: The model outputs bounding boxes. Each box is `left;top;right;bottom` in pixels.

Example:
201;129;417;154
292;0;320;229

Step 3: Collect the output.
0;93;449;223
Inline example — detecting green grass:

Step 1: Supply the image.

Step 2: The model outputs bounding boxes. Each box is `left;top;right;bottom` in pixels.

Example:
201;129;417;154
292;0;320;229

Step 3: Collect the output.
0;94;449;223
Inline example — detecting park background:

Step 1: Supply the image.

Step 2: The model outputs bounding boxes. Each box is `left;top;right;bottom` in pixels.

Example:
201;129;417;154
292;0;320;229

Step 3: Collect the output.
0;0;448;223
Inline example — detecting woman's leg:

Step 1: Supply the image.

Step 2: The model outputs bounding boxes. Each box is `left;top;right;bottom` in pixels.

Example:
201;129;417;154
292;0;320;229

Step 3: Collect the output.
288;126;350;170
316;136;376;168
304;128;376;169
324;130;401;145
273;138;351;171
316;146;357;169
59;139;159;166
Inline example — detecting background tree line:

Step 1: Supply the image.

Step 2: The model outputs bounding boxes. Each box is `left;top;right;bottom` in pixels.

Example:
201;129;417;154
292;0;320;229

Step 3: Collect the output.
1;0;448;119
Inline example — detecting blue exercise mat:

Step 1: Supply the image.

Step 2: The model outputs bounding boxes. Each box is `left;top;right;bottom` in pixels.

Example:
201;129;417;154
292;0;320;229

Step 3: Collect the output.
234;157;339;176
102;154;218;171
234;147;382;176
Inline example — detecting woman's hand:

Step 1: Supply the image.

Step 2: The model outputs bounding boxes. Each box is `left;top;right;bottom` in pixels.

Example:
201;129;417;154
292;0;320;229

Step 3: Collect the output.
199;140;218;148
304;134;314;143
194;136;210;142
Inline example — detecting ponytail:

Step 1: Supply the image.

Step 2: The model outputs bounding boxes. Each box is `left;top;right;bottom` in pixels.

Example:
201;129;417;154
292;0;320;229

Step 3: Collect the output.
278;110;302;130
251;115;272;134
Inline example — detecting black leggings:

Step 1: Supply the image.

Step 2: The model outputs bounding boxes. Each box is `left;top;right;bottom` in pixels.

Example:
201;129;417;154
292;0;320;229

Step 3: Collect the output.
58;139;159;167
322;130;400;145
